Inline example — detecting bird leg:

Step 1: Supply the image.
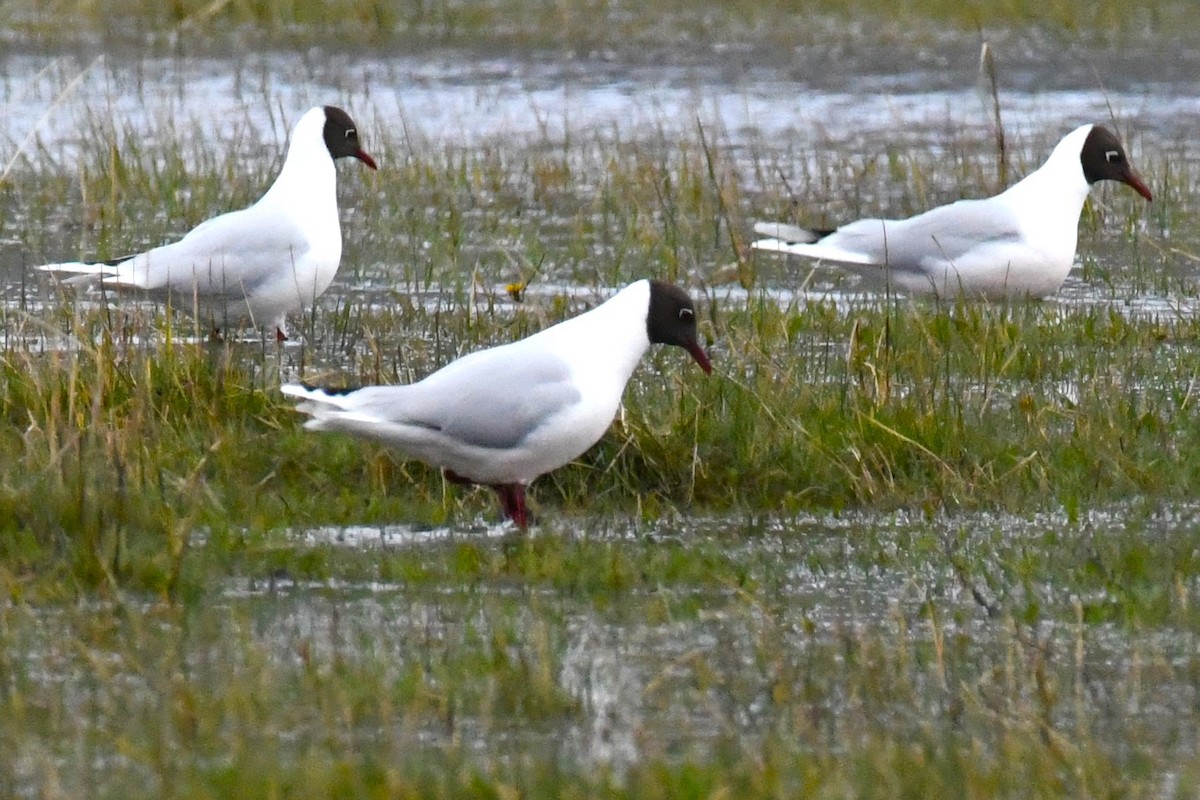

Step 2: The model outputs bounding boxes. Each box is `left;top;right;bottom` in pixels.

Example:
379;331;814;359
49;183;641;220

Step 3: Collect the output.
275;326;288;343
441;470;529;528
492;483;529;529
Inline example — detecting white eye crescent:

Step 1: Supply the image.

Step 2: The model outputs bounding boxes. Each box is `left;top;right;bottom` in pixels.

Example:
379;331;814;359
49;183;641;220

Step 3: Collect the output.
346;129;356;139
1105;149;1120;162
679;308;694;319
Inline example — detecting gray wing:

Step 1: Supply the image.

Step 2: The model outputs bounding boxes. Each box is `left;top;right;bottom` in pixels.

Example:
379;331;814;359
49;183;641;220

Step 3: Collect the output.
114;205;311;297
830;198;1022;268
341;346;581;451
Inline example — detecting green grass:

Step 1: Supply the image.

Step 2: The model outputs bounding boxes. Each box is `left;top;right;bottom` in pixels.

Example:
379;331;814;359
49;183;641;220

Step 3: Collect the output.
6;290;1200;598
2;12;1200;796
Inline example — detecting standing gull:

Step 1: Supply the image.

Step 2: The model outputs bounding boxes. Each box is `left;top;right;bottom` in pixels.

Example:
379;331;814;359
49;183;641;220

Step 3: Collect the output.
282;280;712;528
39;105;377;340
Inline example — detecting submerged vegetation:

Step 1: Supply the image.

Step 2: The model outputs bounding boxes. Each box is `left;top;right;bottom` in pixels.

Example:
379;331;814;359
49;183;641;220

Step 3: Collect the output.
3;3;1200;797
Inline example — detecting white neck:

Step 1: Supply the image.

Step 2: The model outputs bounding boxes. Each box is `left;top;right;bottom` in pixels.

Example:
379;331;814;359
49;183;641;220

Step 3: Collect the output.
1001;124;1093;216
259;107;337;209
536;280;653;384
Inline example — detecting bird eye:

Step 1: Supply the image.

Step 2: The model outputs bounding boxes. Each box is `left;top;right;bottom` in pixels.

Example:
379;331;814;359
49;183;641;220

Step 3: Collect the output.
679;308;694;320
345;129;356;139
1105;150;1120;162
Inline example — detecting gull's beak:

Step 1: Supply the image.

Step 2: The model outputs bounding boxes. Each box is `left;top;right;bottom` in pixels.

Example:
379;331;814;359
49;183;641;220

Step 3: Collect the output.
1122;168;1152;201
355;149;378;170
686;340;713;375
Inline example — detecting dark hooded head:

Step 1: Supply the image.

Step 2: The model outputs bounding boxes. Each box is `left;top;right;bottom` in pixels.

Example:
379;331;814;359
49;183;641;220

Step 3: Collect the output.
1080;126;1151;201
322;106;377;169
646;280;712;374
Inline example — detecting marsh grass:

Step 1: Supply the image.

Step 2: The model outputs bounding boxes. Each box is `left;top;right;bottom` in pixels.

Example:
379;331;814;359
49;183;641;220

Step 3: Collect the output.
2;49;1200;797
0;95;1193;580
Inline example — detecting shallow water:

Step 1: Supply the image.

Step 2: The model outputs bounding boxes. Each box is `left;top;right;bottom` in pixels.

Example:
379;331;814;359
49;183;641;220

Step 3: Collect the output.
5;505;1200;795
3;28;1198;156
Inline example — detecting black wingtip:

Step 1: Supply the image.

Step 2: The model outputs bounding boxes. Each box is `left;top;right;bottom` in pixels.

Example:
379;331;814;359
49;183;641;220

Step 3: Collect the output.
300;381;363;396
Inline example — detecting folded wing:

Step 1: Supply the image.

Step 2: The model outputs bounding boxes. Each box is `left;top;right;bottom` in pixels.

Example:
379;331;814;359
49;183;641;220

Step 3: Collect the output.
41;205;312;300
754;197;1023;272
283;346;582;453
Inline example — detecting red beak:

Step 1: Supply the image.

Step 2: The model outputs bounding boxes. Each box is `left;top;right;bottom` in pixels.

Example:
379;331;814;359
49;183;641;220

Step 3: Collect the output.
355;149;378;170
687;341;713;375
1123;169;1152;201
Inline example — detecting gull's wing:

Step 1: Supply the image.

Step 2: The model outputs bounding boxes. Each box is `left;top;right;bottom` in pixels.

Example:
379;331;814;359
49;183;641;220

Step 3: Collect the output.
118;205;312;298
284;345;582;452
754;197;1023;272
830;199;1023;269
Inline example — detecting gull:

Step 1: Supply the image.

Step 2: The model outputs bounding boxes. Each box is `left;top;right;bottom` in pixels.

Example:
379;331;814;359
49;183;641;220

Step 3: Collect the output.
282;280;713;528
39;105;377;340
753;124;1152;299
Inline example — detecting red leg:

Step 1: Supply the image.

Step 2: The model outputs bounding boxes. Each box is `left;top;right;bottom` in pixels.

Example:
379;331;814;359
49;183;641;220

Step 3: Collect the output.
441;471;528;528
493;483;529;529
509;485;528;529
275;326;288;343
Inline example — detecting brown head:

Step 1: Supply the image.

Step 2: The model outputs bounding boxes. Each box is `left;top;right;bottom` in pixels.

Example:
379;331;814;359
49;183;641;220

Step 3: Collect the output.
1080;126;1151;201
646;280;712;374
322;106;377;170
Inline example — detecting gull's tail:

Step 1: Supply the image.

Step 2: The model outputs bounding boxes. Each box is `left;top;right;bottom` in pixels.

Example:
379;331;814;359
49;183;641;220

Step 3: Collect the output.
38;254;136;285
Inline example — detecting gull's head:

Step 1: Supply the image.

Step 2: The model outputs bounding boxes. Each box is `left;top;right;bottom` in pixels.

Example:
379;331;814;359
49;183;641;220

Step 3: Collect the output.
646;280;712;374
1079;125;1151;201
319;105;377;170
